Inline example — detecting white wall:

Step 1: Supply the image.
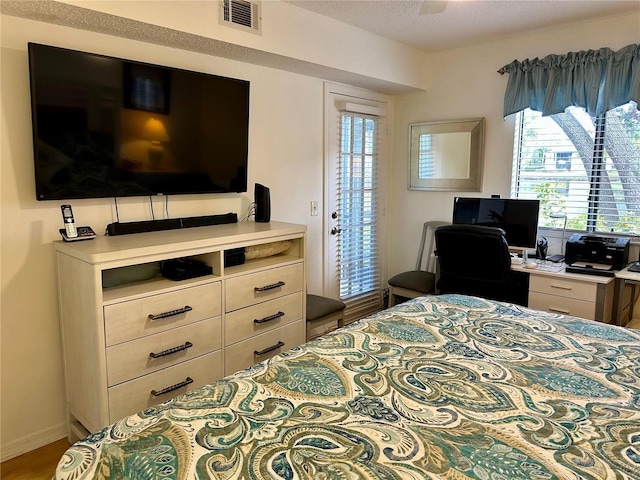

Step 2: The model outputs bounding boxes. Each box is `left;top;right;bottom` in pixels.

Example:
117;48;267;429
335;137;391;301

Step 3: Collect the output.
0;2;420;458
388;12;640;277
57;0;429;91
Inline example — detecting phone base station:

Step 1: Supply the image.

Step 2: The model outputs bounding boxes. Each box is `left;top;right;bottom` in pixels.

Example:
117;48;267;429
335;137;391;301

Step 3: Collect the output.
59;226;96;242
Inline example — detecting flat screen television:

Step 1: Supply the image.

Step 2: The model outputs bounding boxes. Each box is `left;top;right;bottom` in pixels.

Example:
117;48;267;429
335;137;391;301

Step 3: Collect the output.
452;197;540;249
28;43;250;200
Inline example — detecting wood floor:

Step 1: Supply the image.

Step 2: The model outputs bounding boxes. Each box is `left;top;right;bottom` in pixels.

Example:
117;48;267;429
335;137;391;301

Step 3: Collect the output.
0;439;70;480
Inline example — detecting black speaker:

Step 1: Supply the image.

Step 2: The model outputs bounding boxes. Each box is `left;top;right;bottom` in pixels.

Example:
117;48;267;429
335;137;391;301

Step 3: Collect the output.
255;183;271;222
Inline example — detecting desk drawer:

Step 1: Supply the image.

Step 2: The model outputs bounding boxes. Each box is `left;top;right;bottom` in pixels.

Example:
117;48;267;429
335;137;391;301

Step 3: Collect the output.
529;292;595;320
104;282;221;346
529;275;596;302
225;263;303;312
225;292;303;345
108;351;222;422
225;319;304;375
106;317;222;386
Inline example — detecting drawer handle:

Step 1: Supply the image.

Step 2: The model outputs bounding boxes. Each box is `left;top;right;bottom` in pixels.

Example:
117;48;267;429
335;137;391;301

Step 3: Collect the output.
254;341;285;356
148;305;193;320
151;377;193;397
550;284;572;291
254;281;285;292
254;311;285;324
549;307;571;314
149;341;193;359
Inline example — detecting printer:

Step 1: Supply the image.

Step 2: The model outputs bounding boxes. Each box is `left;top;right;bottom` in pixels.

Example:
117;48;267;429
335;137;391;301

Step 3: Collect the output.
565;234;630;276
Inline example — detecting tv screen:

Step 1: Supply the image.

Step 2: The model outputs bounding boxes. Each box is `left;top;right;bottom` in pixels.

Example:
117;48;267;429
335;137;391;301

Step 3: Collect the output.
28;43;250;200
452;197;540;249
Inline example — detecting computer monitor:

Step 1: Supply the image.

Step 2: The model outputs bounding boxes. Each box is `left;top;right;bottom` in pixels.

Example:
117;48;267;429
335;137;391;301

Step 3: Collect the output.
452;197;540;250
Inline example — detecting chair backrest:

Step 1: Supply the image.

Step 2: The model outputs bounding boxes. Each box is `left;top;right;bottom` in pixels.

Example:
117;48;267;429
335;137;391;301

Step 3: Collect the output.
416;221;449;273
434;224;512;300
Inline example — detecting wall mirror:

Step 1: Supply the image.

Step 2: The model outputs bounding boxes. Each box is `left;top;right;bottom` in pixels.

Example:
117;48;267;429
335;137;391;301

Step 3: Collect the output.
408;118;484;191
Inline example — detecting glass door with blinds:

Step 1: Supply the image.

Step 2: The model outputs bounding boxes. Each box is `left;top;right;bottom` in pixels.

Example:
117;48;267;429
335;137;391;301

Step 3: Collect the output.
324;86;389;321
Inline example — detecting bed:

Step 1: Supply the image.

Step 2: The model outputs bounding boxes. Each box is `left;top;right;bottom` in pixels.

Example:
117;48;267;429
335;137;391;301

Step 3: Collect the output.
54;294;640;479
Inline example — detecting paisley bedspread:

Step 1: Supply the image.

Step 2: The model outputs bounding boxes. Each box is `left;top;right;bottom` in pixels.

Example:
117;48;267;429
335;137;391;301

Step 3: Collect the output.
54;294;640;479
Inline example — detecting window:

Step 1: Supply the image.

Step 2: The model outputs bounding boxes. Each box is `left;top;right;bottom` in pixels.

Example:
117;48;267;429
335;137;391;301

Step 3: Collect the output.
555;152;572;171
512;102;640;235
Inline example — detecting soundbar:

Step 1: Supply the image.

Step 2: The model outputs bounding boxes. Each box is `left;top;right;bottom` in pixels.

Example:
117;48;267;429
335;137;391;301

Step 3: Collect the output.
106;213;238;236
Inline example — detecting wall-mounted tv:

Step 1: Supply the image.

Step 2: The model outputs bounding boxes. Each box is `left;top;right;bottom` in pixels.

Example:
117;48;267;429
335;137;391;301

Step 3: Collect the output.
28;43;250;200
452;197;540;249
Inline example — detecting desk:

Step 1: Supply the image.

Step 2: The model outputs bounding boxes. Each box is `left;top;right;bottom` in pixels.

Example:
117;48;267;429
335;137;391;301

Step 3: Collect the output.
511;262;615;323
615;265;640;326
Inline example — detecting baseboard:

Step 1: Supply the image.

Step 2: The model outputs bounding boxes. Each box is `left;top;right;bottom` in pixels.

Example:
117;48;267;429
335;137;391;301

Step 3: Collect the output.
0;422;67;462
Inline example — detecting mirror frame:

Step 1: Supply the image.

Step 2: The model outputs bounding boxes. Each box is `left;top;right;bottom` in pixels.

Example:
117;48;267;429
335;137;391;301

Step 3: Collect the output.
408;118;485;191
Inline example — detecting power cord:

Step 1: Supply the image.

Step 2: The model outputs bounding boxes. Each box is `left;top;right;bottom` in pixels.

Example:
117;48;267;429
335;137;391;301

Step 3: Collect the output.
106;197;121;235
114;196;120;222
241;202;256;222
149;196;155;220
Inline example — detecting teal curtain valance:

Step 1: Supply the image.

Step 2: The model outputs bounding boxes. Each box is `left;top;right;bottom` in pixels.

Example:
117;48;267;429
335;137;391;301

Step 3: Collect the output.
498;44;639;117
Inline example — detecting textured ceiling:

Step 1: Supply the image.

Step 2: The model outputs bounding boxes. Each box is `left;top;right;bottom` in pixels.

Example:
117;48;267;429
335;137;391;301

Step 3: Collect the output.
284;0;640;52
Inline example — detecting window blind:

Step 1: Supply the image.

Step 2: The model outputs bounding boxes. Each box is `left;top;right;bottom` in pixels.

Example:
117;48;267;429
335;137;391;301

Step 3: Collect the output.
512;102;640;235
336;107;383;306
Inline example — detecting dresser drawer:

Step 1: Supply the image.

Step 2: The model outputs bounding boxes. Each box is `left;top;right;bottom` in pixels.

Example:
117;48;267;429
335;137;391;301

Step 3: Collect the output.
104;282;221;346
225;319;304;375
225;263;303;312
225;292;303;345
529;292;595;320
106;317;222;386
108;351;222;422
529;275;596;302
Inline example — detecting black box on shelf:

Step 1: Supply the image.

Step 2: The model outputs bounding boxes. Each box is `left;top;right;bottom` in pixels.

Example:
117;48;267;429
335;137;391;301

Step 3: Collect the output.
224;247;246;267
161;258;212;281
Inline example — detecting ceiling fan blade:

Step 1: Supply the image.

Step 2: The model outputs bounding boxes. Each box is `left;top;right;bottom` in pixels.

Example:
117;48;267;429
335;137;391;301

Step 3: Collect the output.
419;0;448;15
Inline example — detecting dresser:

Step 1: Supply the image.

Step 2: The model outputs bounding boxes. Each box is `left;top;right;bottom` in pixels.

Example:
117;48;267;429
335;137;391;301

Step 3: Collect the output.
54;221;306;440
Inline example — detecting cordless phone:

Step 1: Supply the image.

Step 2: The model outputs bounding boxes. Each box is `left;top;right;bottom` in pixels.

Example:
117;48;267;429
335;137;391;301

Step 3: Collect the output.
61;204;77;238
59;204;96;241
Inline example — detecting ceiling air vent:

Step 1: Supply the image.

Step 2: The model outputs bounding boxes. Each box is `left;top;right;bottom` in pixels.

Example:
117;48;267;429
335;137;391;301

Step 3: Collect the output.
220;0;261;34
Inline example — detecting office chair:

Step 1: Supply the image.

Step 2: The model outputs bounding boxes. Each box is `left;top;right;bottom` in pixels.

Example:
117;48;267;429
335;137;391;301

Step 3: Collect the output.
434;224;514;302
388;221;449;306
